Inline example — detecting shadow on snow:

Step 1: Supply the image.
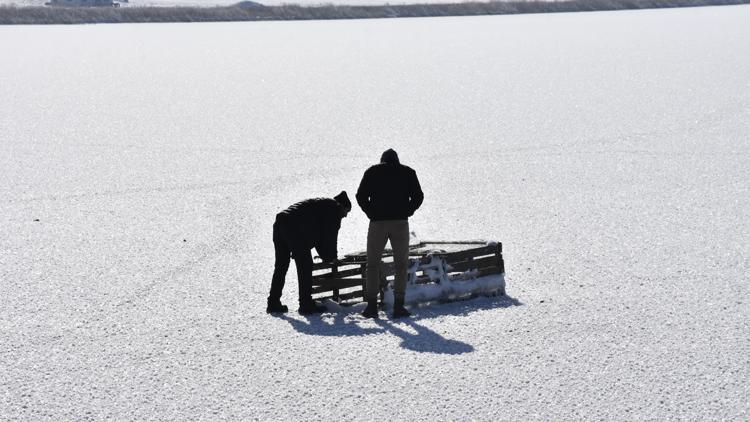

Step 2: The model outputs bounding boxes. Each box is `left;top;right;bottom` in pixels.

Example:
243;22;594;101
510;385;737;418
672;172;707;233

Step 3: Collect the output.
275;294;522;355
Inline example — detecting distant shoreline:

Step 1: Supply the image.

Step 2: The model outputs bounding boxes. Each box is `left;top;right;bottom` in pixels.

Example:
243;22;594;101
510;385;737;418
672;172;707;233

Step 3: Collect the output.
1;0;748;25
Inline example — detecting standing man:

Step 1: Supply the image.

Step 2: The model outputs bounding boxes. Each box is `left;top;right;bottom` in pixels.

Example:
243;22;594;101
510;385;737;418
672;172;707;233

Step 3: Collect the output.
267;191;352;315
356;149;423;319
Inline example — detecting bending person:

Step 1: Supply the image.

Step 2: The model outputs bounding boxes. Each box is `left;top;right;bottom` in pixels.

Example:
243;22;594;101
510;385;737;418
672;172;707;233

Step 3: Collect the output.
356;149;423;319
267;191;351;315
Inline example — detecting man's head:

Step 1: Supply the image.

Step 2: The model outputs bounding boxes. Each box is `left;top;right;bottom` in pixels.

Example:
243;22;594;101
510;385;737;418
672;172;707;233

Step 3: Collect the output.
380;148;400;164
334;190;352;217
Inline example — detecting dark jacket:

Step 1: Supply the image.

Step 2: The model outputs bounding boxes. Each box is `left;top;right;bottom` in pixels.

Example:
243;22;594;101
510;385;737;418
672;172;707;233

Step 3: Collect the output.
276;198;342;262
356;162;423;221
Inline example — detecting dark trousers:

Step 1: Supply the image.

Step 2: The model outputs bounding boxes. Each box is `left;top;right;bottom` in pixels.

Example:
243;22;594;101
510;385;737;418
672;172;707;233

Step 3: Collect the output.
269;218;313;305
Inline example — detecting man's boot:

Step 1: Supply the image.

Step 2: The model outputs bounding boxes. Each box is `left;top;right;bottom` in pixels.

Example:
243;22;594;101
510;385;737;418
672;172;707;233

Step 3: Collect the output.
298;299;326;315
361;299;379;319
392;296;411;318
266;298;288;314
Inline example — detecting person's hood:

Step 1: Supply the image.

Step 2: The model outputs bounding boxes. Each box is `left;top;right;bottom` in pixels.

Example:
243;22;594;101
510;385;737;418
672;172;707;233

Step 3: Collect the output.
334;190;352;210
380;148;400;164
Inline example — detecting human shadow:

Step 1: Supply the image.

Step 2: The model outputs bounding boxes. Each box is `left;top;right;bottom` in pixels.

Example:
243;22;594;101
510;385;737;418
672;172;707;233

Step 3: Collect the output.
373;318;474;355
276;312;473;355
275;294;523;355
275;311;383;337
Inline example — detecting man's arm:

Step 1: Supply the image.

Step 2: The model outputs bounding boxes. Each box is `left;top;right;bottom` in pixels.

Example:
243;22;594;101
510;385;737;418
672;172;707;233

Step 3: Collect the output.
408;169;424;215
355;169;373;218
315;215;340;263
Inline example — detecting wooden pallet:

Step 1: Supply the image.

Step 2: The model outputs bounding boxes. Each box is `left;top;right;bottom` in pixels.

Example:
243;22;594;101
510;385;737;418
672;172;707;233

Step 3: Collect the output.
311;241;505;304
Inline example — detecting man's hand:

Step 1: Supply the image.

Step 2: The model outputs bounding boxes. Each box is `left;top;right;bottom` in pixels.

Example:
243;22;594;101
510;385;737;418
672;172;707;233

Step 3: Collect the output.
315;253;337;265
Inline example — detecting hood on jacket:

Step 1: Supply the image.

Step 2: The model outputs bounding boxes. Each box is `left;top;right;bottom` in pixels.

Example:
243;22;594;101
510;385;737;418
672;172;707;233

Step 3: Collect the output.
380;148;400;164
334;190;352;211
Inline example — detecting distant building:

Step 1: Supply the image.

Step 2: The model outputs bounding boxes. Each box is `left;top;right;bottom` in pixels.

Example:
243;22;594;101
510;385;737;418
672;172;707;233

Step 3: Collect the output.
45;0;120;7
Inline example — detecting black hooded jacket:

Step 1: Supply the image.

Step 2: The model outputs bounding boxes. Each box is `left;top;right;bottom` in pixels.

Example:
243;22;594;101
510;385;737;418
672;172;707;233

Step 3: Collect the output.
356;155;423;221
276;198;342;262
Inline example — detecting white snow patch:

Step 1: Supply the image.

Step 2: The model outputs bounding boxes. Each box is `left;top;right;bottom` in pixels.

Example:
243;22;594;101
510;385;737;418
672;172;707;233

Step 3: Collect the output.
382;254;505;307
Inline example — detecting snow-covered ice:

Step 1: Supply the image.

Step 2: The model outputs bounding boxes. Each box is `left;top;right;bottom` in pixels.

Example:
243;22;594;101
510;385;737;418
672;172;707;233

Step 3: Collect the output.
1;5;749;421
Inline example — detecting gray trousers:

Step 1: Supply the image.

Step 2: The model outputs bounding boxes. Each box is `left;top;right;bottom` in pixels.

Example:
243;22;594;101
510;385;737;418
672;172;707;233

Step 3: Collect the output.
366;220;410;302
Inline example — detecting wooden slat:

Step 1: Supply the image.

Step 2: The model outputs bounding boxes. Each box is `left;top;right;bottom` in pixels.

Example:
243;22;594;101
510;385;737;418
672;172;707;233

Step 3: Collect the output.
313;266;363;279
476;265;503;277
314;289;364;302
312;262;329;271
346;246;423;260
312;257;367;271
337;289;365;300
495;243;505;274
312;277;365;290
442;244;497;262
446;255;497;273
339;255;367;264
312;279;363;293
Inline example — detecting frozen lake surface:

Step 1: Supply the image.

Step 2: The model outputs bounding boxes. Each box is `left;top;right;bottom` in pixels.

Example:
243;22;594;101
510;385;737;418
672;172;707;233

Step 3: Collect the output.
2;6;749;421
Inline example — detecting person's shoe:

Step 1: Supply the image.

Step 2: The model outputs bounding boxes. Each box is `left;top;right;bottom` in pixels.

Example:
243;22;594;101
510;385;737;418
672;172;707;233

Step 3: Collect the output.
361;301;379;319
298;300;326;315
392;306;412;318
266;300;288;314
392;298;411;318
